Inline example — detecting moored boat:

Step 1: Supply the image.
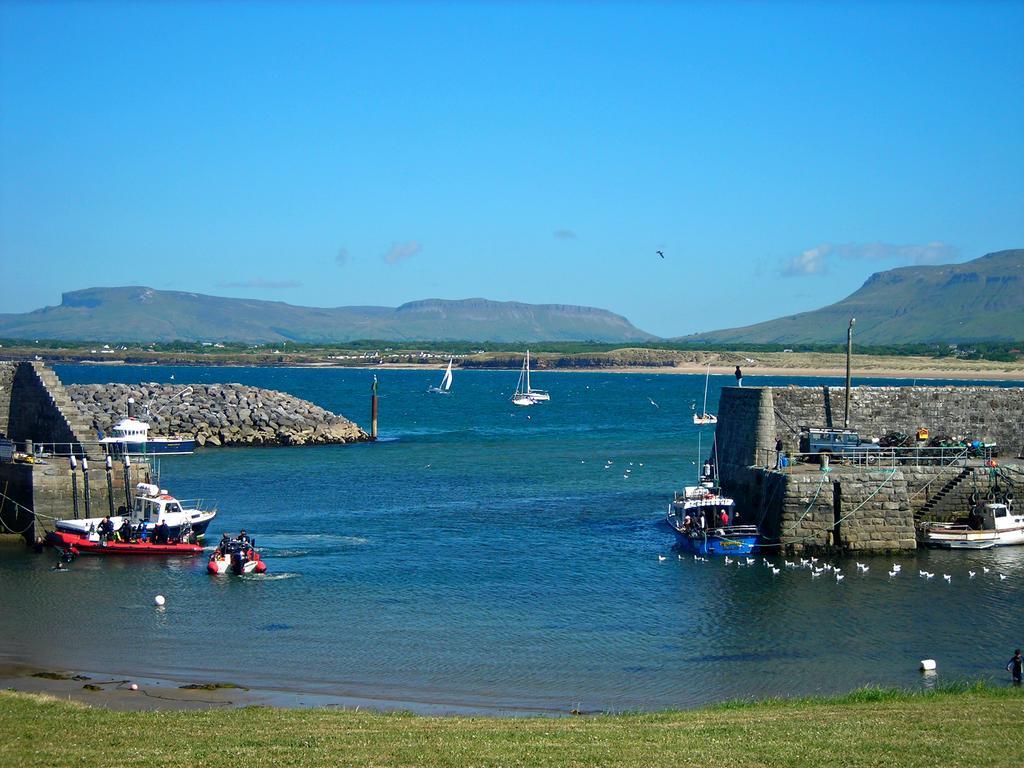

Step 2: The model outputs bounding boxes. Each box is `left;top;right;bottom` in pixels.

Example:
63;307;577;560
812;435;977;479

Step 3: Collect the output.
98;398;195;456
54;482;216;540
667;482;760;555
919;501;1023;549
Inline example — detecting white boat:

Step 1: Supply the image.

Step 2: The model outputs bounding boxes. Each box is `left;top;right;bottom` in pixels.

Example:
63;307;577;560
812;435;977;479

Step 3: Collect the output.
511;354;535;407
54;482;217;540
98;398;195;455
525;350;550;402
428;358;454;394
692;364;717;425
919;502;1024;548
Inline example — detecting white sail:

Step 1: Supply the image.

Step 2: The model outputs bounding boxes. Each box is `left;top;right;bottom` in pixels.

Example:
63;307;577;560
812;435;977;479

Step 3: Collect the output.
692;364;717;424
512;354;535;406
525;348;550;402
440;358;453;391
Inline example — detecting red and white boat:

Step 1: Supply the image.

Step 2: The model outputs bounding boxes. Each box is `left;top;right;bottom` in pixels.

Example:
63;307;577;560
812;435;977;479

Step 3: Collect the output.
46;529;203;557
207;543;267;575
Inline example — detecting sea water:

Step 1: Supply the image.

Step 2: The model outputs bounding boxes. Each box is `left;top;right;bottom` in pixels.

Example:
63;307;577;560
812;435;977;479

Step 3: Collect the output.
0;366;1021;713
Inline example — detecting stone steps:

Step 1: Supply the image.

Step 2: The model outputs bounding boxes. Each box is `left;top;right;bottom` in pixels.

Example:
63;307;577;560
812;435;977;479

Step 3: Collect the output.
28;362;95;447
916;468;972;521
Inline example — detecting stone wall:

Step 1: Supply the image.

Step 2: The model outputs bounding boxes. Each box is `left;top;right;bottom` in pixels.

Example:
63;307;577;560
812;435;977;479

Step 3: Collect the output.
771;385;1024;458
65;383;369;447
0;362;14;437
0;457;149;542
713;385;1024;553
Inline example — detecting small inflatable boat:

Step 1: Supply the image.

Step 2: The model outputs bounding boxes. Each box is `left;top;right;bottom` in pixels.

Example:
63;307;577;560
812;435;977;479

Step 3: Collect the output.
207;546;267;575
46;530;203;557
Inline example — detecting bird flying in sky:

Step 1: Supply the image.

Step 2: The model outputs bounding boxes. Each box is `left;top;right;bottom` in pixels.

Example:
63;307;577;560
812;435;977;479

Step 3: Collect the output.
656;250;664;258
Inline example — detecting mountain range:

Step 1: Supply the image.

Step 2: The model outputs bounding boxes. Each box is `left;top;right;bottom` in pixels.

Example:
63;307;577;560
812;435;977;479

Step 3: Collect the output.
0;288;655;343
679;249;1024;345
0;249;1020;345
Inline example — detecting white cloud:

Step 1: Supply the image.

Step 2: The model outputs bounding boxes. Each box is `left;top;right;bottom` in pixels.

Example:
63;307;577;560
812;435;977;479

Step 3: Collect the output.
781;246;829;276
383;241;421;264
782;241;958;277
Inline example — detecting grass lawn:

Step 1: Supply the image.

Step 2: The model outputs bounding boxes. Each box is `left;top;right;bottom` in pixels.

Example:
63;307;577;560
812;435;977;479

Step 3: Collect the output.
1;683;1021;767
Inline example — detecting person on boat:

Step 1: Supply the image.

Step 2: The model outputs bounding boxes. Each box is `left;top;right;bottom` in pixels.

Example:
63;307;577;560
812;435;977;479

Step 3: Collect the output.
719;509;730;527
1008;649;1023;684
236;530;250;546
118;518;134;542
682;513;693;532
734;366;743;387
97;516;115;541
217;532;232;556
153;520;170;545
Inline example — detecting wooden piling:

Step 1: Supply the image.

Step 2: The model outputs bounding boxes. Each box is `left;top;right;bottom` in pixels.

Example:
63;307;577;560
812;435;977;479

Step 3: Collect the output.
370;375;378;440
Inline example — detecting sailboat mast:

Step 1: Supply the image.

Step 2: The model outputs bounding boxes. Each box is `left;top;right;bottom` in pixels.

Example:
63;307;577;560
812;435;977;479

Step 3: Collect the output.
525;350;531;391
702;364;710;415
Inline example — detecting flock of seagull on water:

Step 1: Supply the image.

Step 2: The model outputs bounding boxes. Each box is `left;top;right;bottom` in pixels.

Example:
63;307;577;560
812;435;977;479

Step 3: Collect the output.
655;554;1014;584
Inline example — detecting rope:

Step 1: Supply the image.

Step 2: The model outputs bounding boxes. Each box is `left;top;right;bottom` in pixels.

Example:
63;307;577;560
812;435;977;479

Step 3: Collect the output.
780;471;828;536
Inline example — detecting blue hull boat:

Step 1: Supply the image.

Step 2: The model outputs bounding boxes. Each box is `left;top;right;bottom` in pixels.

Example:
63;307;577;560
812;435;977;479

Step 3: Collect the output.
667;480;760;556
671;526;760;556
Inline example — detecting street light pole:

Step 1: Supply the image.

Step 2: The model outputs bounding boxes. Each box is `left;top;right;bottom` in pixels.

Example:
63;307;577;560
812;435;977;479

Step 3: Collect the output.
844;317;856;428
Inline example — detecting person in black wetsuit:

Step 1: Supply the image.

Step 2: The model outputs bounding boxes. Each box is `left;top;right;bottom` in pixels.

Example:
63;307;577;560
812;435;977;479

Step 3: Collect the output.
1008;649;1023;684
153;520;170;544
97;516;114;541
735;366;743;387
217;532;232;556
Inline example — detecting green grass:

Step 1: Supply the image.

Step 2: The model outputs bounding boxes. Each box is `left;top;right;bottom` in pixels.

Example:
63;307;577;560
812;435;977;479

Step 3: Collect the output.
1;683;1021;767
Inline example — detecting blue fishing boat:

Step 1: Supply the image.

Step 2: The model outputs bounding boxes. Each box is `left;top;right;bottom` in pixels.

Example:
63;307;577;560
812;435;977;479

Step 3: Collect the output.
666;480;760;555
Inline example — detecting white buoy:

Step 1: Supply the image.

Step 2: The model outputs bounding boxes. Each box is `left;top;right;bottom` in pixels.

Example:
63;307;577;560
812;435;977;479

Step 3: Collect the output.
920;659;937;671
154;595;165;606
129;683;139;691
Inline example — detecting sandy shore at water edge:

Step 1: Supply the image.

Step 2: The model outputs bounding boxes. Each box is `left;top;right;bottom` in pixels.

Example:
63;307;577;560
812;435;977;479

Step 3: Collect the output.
0;663;560;715
359;362;1024;381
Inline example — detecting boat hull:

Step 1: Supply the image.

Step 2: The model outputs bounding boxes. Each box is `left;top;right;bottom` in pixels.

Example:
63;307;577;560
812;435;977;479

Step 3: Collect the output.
669;526;760;556
207;553;268;575
55;511;215;540
102;438;196;456
46;530;203;556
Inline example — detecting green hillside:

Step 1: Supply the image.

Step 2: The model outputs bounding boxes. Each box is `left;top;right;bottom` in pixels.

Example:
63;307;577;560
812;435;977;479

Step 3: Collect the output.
682;249;1024;344
0;288;655;343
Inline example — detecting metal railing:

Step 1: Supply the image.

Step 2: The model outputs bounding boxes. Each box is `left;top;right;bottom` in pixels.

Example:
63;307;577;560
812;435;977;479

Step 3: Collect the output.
760;445;993;470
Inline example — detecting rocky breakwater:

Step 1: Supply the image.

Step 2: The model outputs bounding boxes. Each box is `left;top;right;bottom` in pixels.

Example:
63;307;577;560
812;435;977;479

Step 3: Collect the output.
66;383;370;447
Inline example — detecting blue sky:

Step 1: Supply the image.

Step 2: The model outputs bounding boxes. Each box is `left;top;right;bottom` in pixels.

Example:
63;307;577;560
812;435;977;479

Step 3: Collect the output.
1;1;1022;338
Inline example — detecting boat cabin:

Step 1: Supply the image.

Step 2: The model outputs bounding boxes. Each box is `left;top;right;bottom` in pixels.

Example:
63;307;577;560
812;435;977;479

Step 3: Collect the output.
970;502;1022;531
133;483;183;524
111;417;151;443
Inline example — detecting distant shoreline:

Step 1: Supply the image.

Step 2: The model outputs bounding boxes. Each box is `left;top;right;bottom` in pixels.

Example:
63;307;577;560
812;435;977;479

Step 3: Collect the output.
7;355;1023;382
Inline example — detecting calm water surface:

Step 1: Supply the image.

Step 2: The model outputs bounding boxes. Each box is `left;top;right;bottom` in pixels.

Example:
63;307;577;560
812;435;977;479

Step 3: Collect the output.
1;366;1021;713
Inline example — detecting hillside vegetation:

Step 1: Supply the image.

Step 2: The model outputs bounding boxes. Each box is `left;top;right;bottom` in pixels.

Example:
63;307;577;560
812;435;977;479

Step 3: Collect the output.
683;249;1024;345
0;289;655;344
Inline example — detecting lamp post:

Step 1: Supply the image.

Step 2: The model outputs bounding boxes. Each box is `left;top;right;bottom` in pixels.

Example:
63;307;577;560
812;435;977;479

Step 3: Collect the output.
844;317;856;429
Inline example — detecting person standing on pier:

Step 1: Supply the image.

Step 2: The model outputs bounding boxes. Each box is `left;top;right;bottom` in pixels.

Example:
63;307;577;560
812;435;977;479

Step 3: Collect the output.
734;366;743;387
775;437;784;469
1008;649;1023;684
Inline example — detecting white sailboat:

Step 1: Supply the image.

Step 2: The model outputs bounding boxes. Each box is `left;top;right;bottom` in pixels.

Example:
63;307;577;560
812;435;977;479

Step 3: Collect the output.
511;354;535;407
692;364;718;425
428;358;454;394
525;350;550;402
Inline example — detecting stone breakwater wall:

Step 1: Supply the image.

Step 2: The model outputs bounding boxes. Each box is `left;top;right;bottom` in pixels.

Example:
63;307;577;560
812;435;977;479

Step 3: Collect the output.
65;383;369;447
714;386;1024;553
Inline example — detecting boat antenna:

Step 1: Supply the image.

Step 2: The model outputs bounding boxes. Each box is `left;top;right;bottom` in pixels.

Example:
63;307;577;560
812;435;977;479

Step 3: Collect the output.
712;432;721;486
696;431;702;484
